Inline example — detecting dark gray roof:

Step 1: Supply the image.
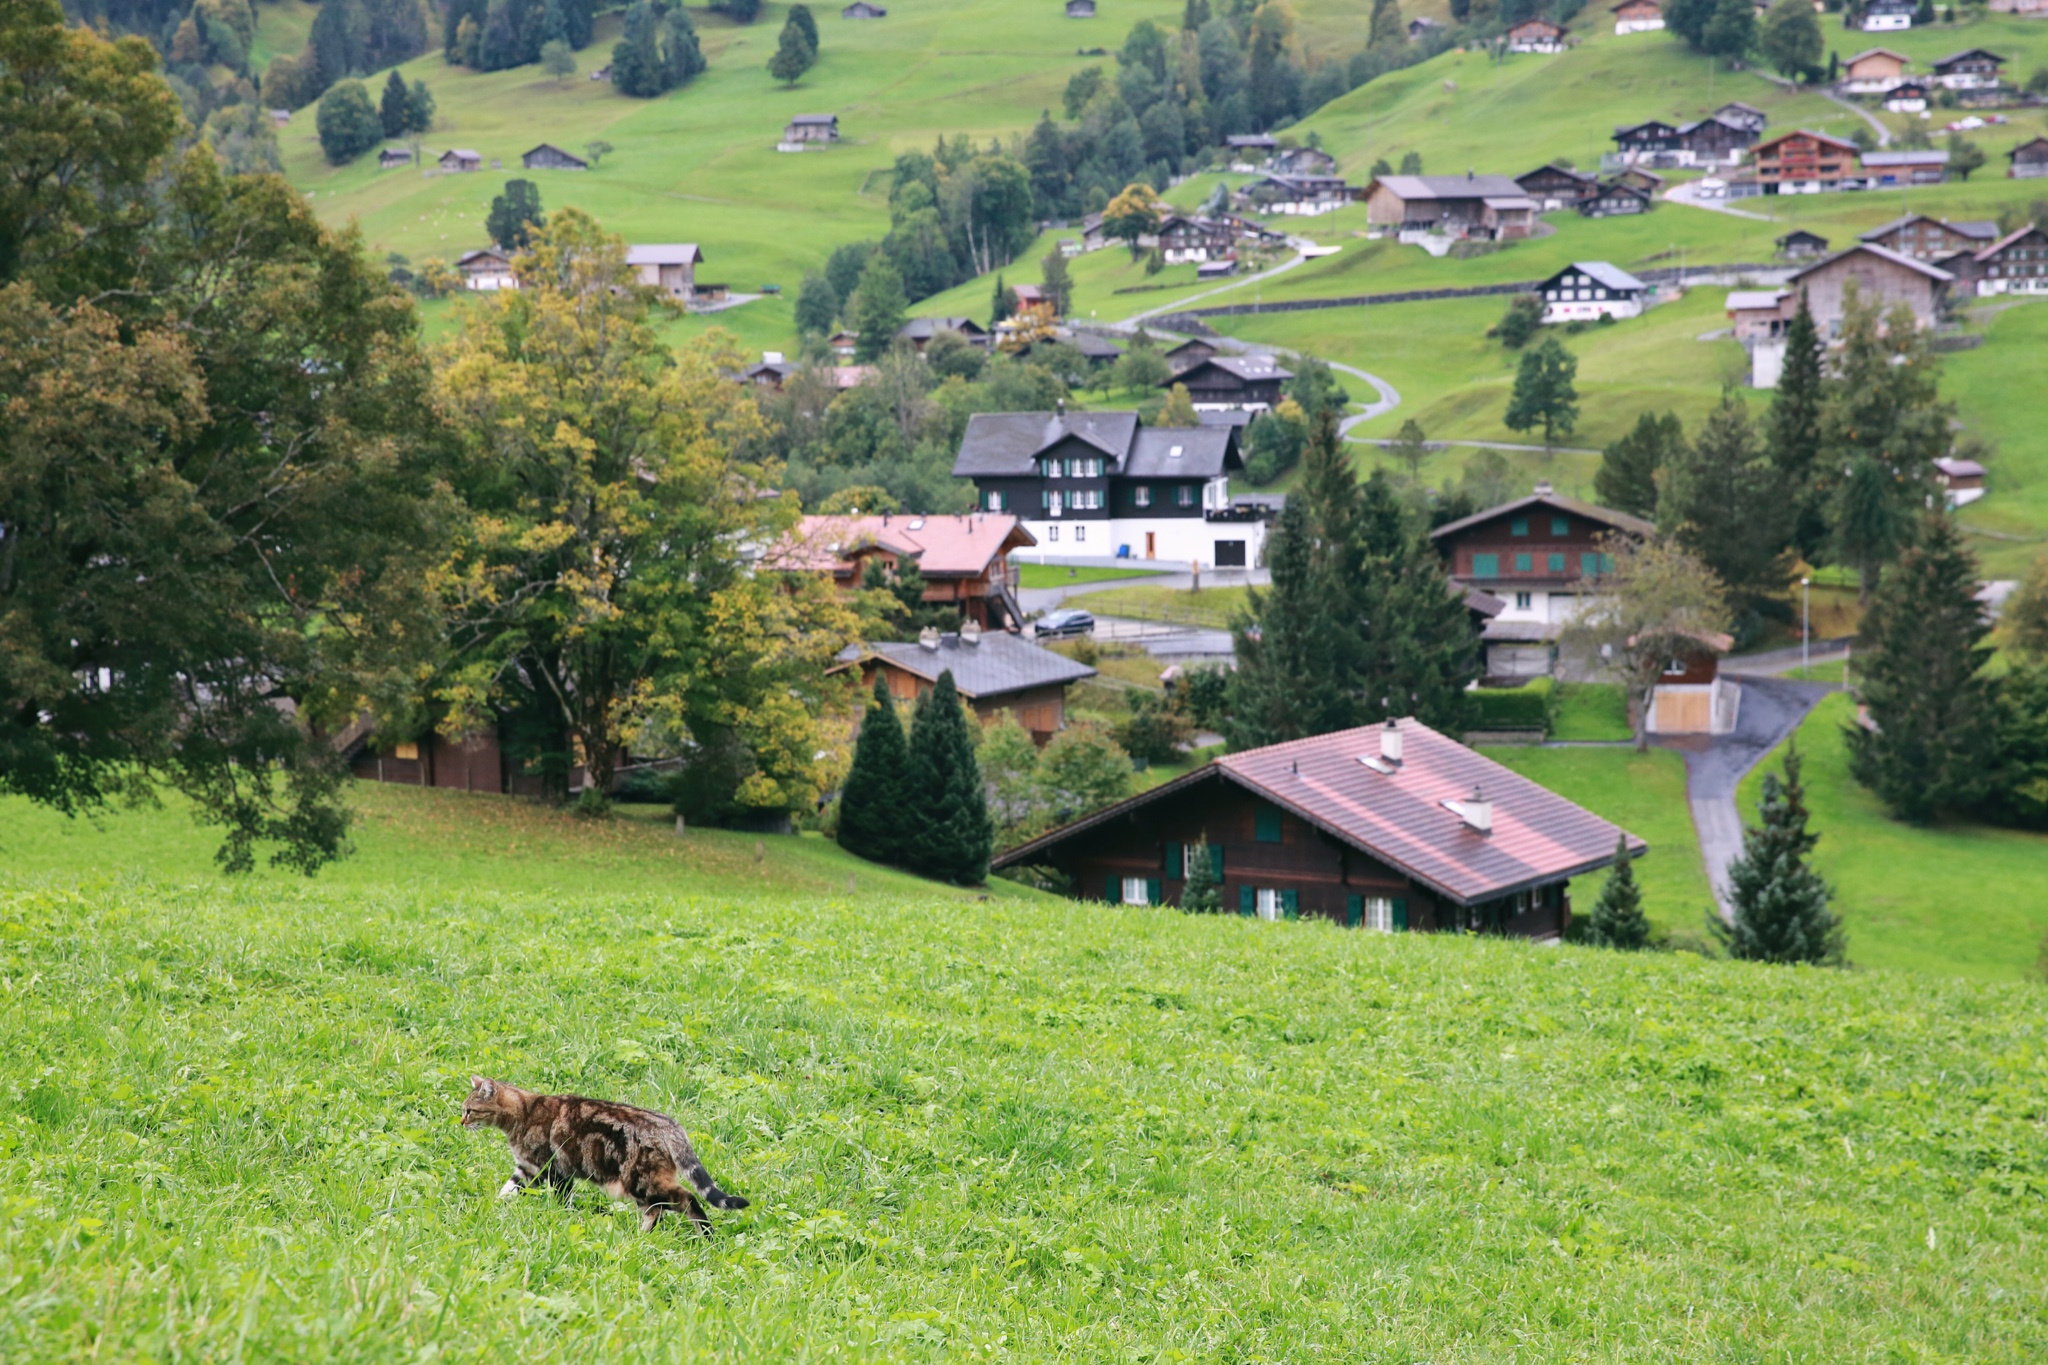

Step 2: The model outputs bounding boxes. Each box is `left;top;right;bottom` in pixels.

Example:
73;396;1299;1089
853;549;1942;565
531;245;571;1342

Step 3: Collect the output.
1431;491;1657;542
1062;331;1124;359
1543;260;1647;292
858;632;1096;699
898;316;986;340
953;411;1139;477
1860;213;1998;241
791;113;839;124
1860;150;1951;169
1171;355;1294;386
1197;408;1254;429
1124;427;1238;478
1372;173;1528;202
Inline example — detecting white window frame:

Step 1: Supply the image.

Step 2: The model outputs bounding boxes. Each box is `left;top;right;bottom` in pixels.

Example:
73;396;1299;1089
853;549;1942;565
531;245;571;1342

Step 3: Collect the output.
1176;485;1195;507
1121;877;1150;906
1134;485;1152;508
1255;888;1283;921
1074;524;1086;541
1361;897;1394;933
1047;524;1059;541
986;490;1005;512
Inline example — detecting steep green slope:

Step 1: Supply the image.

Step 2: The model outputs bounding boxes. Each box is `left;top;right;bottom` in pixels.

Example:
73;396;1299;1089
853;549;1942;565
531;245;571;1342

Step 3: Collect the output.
3;783;2045;1361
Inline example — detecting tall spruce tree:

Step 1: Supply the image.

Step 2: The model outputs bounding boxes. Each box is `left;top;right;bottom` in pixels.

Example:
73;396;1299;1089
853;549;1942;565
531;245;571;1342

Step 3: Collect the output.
1658;391;1792;614
904;671;993;884
1596;410;1681;519
1766;291;1827;562
837;676;910;865
1586;834;1649;949
1352;468;1478;732
1716;741;1842;964
1847;512;1999;822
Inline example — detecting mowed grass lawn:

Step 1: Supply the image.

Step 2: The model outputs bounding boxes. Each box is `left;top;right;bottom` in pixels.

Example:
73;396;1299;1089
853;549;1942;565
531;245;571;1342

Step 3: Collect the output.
1737;693;2048;982
5;783;2048;1360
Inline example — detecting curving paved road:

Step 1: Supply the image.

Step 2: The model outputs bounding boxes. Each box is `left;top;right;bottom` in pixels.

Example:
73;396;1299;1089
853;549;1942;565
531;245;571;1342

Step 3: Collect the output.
1685;675;1837;916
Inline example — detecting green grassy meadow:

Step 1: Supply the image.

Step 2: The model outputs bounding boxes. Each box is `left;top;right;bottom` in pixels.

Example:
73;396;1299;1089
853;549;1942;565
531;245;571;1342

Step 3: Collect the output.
1736;693;2048;982
1015;562;1168;589
6;780;2048;1360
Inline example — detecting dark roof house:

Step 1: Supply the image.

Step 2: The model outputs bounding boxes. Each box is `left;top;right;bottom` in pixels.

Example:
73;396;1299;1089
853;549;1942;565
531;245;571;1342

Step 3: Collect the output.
522;143;588;170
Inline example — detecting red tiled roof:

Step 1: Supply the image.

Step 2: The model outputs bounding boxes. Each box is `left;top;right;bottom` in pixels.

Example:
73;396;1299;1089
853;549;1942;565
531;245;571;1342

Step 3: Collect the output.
995;718;1645;905
774;513;1035;578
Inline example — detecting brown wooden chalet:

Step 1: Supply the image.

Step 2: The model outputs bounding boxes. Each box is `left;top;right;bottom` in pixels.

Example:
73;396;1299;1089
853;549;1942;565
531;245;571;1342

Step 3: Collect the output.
343;721;551;796
897;315;990;349
1751;130;1858;192
1366;173;1536;240
994;718;1645;937
1579;179;1652;218
1859;213;1999;262
1776;228;1830;260
1516;163;1598;211
2009;136;2048;179
1431;489;1654;679
1156;214;1236;263
1505;17;1567;52
1163;338;1218;372
1165;354;1293;410
778;512;1036;628
522;142;588;170
843;625;1095;742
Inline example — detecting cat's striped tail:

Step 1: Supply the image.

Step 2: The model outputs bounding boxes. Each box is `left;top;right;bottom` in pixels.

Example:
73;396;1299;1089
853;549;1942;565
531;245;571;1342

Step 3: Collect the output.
684;1159;749;1210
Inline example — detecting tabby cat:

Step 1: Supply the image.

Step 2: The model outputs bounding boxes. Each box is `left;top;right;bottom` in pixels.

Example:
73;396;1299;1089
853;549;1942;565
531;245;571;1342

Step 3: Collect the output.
459;1076;748;1233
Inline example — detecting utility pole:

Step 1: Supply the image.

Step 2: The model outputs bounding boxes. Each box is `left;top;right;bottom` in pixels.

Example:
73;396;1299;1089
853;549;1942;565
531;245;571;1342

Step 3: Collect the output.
1801;575;1811;673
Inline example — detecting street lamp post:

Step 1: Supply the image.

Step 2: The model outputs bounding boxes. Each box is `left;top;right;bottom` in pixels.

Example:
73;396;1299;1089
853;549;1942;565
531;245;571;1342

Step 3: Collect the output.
1801;576;1811;673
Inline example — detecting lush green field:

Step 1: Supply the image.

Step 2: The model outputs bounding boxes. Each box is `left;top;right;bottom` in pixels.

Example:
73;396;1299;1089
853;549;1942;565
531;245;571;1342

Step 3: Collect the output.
1735;693;2048;982
1483;744;1712;938
1550;682;1634;741
1016;563;1168;589
6;781;2048;1360
1079;582;1250;627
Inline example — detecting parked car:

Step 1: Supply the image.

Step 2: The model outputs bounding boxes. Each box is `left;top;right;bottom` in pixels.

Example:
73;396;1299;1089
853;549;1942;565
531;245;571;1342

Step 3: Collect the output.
1033;608;1095;639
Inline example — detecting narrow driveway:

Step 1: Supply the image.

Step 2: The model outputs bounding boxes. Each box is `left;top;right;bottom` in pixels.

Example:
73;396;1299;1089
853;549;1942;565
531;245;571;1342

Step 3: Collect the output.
1120;235;1324;325
1684;676;1835;914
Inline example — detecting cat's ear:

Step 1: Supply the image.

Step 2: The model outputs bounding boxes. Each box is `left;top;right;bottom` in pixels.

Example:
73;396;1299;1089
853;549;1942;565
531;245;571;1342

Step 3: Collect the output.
470;1075;494;1097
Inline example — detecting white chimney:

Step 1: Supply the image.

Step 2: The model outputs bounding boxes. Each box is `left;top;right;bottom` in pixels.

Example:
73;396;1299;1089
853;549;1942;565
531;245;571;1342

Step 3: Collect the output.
960;620;983;646
1380;718;1403;764
1462;785;1493;834
918;626;941;652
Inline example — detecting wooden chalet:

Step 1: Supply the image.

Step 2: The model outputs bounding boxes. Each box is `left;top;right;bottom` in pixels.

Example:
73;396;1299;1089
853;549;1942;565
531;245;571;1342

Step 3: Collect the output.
1974;224;2048;296
780;511;1035;629
2008;135;2048;178
1612;0;1663;33
378;146;414;169
1431;488;1653;679
1790;243;1952;329
1224;133;1279;158
783;113;840;144
1611;119;1682;162
1932;48;2004;89
1579;179;1653;218
1270;146;1340;177
1934;456;1987;506
1750;129;1858;192
741;356;797;389
994;718;1646;938
457;247;517;291
1715;101;1767;135
1240;174;1358;216
844;625;1094;742
1859;0;1915;29
1643;631;1738;736
1065;0;1096;15
1409;14;1444;38
1859;214;1998;262
1536;261;1647;322
1516;163;1597;211
1775;228;1830;259
1365;172;1535;240
1166;355;1292;411
1678;115;1754;163
840;1;886;15
1164;337;1217;372
1156;215;1236;263
439;148;483;172
897;316;991;349
828;330;859;360
1841;48;1908;93
343;722;553;797
1883;80;1932;113
1505;17;1566;52
522;142;588;170
626;243;703;300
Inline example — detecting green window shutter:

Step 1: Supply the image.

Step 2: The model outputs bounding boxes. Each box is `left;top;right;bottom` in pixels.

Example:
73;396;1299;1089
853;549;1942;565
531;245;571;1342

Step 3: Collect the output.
1282;890;1299;920
1166;842;1183;878
1209;844;1225;879
1392;897;1409;931
1515;553;1533;573
1346;895;1363;928
1255;806;1282;843
1548;552;1565;573
1472;553;1499;577
1105;875;1119;903
1148;878;1162;906
1551;516;1569;535
1238;885;1256;917
1510;517;1529;536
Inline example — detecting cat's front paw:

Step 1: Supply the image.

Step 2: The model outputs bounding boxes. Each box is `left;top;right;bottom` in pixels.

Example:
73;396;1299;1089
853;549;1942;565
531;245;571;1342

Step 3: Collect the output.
498;1178;522;1199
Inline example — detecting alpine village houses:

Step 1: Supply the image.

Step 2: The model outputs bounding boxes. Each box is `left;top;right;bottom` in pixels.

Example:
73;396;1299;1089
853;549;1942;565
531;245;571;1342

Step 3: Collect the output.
995;718;1646;940
842;624;1096;744
951;409;1276;567
777;511;1035;629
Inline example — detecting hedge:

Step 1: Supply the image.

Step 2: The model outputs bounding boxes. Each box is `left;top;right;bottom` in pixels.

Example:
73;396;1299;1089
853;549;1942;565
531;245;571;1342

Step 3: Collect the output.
1468;676;1555;731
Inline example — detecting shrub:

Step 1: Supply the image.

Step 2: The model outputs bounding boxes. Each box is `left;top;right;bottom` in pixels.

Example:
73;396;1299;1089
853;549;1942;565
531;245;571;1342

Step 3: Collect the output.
1468;676;1555;731
315;80;383;165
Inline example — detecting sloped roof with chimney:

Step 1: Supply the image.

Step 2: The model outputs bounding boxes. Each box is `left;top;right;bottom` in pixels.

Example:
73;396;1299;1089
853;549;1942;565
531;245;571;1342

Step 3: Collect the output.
993;719;1644;905
779;513;1035;578
847;630;1097;699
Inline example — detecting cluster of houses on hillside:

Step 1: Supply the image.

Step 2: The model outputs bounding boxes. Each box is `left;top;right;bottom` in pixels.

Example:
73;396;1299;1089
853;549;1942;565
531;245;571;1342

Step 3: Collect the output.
1610;102;1767;170
453;240;730;304
1838;46;2026;110
379;143;596;173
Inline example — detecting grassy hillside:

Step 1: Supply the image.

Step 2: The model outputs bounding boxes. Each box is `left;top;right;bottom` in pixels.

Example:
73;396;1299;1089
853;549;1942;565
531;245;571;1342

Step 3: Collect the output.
5;782;2047;1360
1736;693;2048;981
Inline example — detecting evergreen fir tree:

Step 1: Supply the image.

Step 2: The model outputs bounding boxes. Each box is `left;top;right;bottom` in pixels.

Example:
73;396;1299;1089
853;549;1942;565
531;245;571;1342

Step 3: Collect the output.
1595;410;1681;519
379;69;410;137
1352;467;1479;733
1586;833;1649;949
660;7;706;87
837;677;910;866
1658;390;1792;612
1767;291;1827;562
787;2;819;48
1716;741;1842;965
610;1;663;96
1847;512;1999;822
1180;834;1221;912
767;16;815;84
904;671;994;884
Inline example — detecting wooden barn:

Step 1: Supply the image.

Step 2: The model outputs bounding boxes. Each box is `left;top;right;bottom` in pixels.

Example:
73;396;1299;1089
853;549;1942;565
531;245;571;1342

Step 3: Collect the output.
521;143;589;170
